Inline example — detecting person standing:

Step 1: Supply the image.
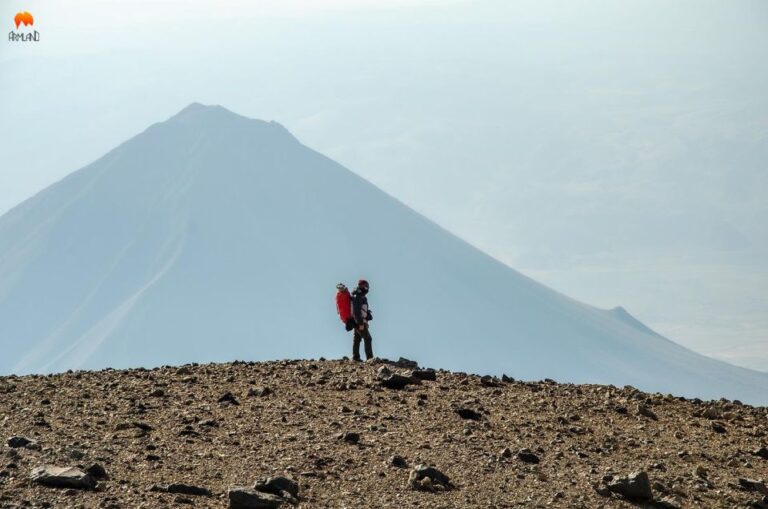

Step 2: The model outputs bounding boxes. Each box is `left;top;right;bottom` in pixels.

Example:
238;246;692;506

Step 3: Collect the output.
351;279;373;361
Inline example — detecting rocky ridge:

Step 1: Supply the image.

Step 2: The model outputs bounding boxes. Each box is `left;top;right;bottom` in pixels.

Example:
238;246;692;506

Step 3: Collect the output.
1;358;767;508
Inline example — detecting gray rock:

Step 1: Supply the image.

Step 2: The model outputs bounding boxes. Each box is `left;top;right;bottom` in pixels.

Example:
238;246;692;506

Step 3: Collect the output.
341;432;360;444
247;387;273;398
229;487;285;508
657;495;683;509
85;463;108;480
408;464;452;491
389;455;407;468
395;357;418;368
7;436;40;450
636;404;658;420
410;369;436;381
606;471;653;501
740;478;768;495
253;476;299;498
218;392;240;405
711;421;727;433
517;448;540;464
30;466;97;490
455;408;482;420
377;366;418;390
68;449;85;460
167;483;212;496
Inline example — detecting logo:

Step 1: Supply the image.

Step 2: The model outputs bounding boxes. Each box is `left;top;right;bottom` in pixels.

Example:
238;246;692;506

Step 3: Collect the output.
9;11;39;42
14;11;33;29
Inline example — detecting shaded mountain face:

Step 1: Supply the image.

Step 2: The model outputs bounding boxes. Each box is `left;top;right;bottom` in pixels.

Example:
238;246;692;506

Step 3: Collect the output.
0;103;765;404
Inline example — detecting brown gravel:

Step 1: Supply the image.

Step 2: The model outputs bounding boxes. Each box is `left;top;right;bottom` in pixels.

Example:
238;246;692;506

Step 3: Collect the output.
1;358;767;508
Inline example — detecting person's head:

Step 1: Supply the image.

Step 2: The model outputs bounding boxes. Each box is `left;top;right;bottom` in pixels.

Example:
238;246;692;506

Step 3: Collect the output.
357;279;369;294
336;283;347;292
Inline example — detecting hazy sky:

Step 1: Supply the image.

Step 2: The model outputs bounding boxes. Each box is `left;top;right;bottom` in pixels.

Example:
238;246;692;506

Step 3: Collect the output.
1;0;766;370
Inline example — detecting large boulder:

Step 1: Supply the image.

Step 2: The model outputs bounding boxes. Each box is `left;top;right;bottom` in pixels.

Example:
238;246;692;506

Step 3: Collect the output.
30;466;97;490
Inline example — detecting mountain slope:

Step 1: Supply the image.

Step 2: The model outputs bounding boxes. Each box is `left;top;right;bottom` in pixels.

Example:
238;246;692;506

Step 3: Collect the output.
0;103;765;404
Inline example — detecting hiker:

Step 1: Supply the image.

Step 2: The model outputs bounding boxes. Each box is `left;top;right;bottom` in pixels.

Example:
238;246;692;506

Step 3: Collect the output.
351;279;374;361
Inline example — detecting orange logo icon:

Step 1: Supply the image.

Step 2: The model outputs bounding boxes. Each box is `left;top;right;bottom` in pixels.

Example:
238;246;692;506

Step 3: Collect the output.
14;11;34;29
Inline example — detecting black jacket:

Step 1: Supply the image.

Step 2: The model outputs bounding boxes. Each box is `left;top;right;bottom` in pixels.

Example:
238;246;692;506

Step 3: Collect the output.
352;289;370;325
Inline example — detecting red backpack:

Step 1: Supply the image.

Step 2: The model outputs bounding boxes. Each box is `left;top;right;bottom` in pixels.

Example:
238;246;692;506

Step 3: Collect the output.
336;284;353;329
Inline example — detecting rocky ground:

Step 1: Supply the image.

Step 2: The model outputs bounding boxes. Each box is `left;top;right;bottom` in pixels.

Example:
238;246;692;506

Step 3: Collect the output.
1;358;767;508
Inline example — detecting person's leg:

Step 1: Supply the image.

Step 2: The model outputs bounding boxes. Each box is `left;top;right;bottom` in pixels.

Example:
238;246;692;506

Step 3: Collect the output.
363;325;374;360
352;329;362;361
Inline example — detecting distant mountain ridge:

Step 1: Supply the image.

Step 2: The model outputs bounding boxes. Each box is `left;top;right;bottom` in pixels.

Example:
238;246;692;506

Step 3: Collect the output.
0;103;765;404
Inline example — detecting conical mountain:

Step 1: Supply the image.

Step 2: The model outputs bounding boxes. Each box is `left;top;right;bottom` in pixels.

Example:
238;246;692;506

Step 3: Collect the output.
1;103;765;404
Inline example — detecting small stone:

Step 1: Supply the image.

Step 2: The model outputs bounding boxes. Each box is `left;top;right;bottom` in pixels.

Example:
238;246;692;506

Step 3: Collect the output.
228;487;285;508
389;455;407;468
167;483;212;496
711;422;727;433
341;432;360;444
410;369;437;381
218;392;240;405
377;367;417;390
517;449;540;464
68;449;85;460
500;447;513;459
408;464;451;491
753;446;768;460
455;408;482;420
396;357;418;368
480;375;500;387
85;463;108;480
30;466;97;490
636;404;658;420
6;436;40;450
253;476;299;498
606;471;653;501
739;478;768;494
657;495;683;509
247;387;273;398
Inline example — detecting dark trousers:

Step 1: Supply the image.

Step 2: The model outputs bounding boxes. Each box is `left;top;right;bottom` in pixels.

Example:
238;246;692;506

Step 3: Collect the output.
353;324;374;360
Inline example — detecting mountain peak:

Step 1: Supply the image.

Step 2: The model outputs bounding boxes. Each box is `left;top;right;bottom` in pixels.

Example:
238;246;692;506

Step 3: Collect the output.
163;102;296;142
173;102;230;117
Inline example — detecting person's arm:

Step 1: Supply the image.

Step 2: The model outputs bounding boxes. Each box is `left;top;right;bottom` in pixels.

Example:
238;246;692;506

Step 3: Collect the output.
352;294;364;325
